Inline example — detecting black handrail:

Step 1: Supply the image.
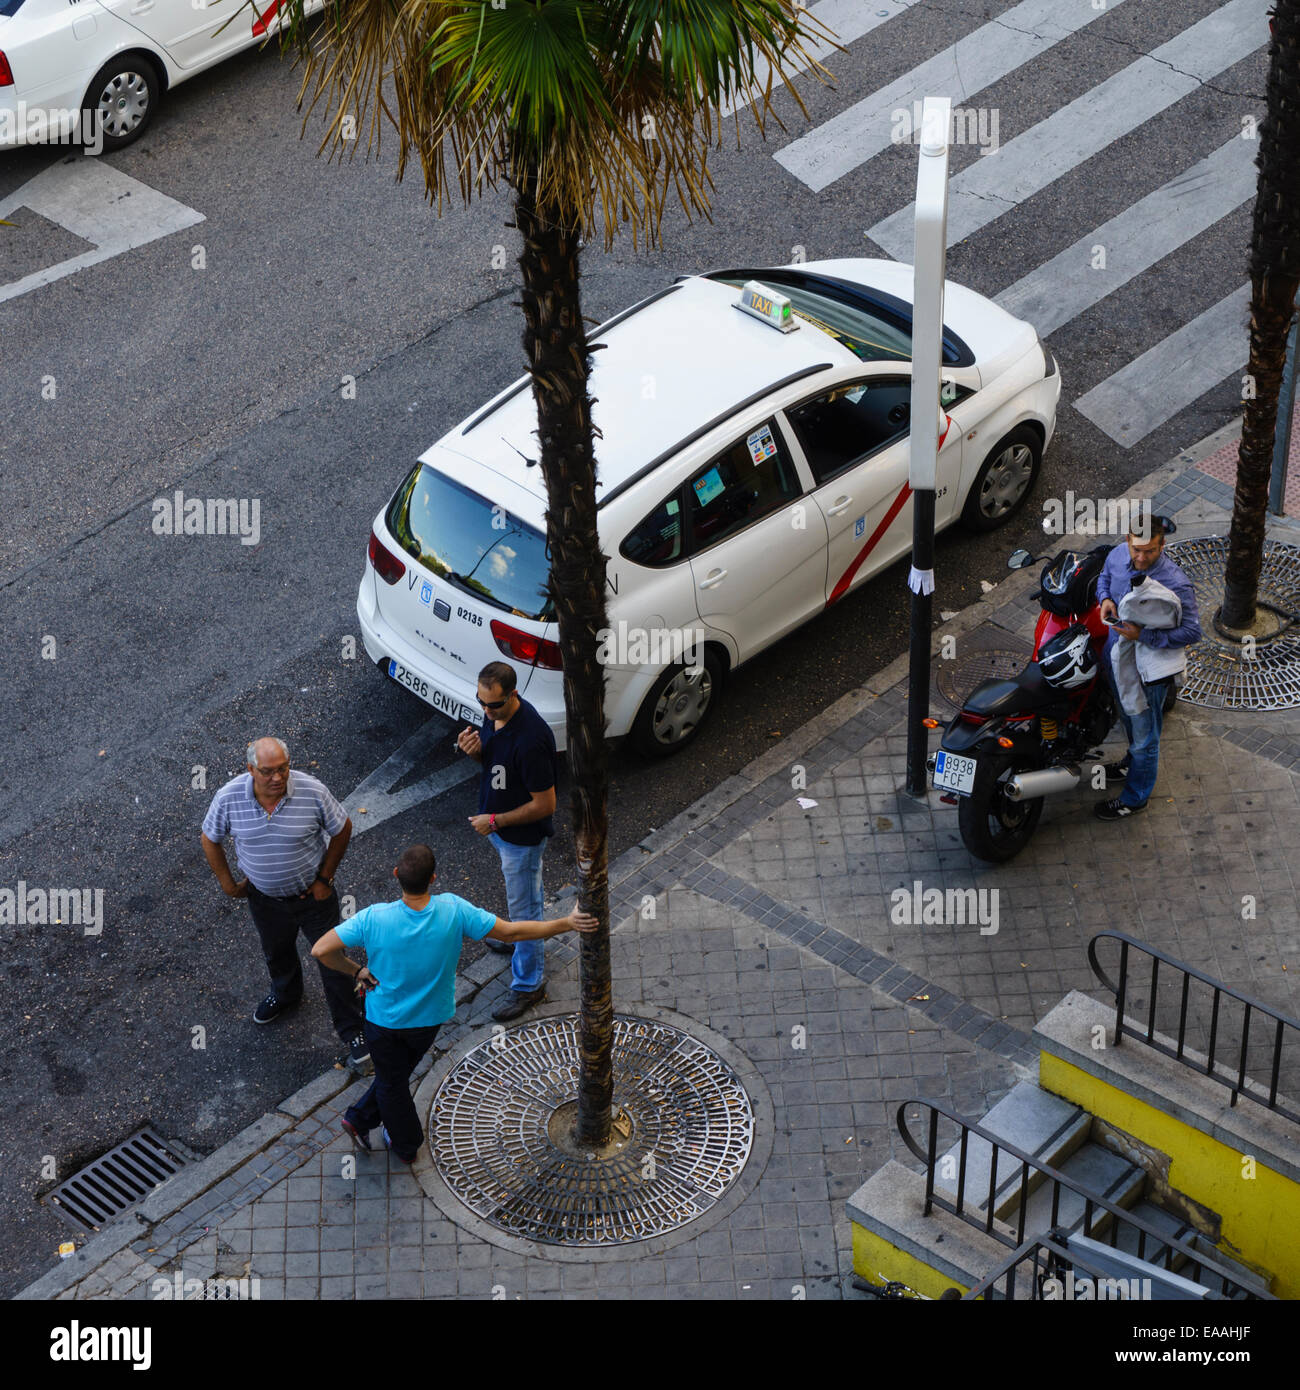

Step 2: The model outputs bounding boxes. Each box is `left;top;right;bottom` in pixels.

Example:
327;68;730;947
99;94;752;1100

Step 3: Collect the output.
896;1098;1272;1300
1088;930;1300;1125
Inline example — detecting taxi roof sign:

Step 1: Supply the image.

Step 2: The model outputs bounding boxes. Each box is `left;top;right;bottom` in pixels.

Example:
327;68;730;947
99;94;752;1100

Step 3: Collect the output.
737;280;799;334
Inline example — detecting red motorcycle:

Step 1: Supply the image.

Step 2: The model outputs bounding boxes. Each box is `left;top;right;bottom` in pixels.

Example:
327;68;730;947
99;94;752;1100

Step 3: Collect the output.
929;545;1117;861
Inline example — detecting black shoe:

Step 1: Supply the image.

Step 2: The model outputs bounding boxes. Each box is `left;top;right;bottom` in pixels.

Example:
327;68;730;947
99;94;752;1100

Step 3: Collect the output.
1094;797;1147;821
484;940;515;956
341;1116;372;1151
1103;761;1130;783
491;987;546;1022
382;1126;416;1165
253;993;299;1025
345;1032;371;1068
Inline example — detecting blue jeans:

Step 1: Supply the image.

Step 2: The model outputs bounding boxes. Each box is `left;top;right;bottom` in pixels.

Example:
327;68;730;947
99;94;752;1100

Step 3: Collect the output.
491;833;546;992
1113;677;1169;808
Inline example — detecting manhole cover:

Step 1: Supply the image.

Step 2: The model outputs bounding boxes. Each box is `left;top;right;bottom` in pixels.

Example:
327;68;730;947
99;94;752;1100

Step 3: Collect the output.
1166;537;1300;710
429;1014;755;1247
935;644;1026;709
48;1128;189;1231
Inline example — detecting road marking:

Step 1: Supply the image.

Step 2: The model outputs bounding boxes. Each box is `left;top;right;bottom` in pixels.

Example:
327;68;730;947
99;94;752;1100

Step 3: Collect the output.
343;716;477;835
0;159;204;305
774;0;1128;193
866;0;1271;257
1073;283;1250;446
723;0;914;117
994;137;1259;336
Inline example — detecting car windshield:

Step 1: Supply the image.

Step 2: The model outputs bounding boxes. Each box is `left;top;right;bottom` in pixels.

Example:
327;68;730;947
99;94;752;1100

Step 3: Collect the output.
386;464;553;621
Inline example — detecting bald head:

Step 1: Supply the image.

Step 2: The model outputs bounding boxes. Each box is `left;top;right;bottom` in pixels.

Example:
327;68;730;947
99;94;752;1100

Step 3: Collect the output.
247;737;289;768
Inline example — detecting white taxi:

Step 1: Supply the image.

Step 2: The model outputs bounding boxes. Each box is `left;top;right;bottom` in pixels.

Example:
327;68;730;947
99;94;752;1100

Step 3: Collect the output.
357;260;1060;756
0;0;317;153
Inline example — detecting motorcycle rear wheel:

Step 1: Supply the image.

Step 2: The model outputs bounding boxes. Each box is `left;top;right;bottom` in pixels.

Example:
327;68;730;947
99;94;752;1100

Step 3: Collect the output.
958;759;1044;862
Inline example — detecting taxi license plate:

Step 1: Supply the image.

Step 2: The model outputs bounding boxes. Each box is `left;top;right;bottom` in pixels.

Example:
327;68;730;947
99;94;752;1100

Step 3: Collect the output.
934;750;977;797
387;661;478;725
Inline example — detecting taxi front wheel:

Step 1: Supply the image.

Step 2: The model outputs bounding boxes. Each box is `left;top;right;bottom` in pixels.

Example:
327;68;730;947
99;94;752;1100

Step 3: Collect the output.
629;651;724;758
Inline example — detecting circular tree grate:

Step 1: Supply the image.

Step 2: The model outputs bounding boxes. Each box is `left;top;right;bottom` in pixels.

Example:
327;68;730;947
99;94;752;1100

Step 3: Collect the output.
1166;537;1300;710
428;1014;754;1247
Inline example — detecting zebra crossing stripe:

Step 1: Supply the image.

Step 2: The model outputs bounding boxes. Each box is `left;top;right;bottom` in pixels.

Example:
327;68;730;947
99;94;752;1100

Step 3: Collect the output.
995;137;1259;337
866;0;1271;258
1073;284;1250;446
723;0;914;118
774;0;1129;193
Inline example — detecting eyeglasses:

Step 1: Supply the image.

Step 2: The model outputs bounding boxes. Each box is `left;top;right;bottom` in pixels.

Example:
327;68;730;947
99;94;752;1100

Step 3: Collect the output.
253;765;289;778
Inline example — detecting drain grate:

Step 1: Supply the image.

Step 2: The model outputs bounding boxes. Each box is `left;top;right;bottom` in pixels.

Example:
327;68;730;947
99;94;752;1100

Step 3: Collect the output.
430;1015;754;1246
1166;537;1300;710
48;1128;190;1231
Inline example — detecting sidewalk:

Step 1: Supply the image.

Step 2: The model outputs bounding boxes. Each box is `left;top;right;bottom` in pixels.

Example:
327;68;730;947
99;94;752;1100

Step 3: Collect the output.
22;426;1300;1302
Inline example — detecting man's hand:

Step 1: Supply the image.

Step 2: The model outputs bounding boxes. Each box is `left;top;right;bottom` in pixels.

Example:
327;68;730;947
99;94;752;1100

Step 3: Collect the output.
304;878;334;901
468;814;494;837
224;878;250;899
1099;599;1119;624
1113;621;1141;642
567;910;599;934
457;727;482;758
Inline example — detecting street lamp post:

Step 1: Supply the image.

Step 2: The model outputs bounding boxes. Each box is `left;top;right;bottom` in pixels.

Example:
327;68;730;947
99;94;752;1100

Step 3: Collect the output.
905;96;952;800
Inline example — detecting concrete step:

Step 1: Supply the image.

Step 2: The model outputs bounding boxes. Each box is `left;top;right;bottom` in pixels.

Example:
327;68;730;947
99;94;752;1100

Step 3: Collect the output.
934;1081;1090;1221
1184;1231;1275;1299
1112;1198;1187;1270
1019;1141;1146;1238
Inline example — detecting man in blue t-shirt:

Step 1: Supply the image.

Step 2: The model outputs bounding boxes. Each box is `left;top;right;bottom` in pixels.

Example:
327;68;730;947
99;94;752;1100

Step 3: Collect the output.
312;843;595;1163
456;660;560;1022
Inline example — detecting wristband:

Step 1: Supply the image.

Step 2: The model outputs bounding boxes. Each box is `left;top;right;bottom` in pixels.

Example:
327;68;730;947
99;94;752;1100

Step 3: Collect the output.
315;873;333;887
489;814;497;831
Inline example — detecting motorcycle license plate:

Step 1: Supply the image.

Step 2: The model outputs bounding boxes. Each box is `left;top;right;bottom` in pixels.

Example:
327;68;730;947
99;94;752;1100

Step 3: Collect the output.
934;751;977;796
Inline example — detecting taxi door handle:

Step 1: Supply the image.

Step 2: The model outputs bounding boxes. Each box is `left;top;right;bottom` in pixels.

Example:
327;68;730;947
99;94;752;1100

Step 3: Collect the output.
825;496;853;516
698;569;728;590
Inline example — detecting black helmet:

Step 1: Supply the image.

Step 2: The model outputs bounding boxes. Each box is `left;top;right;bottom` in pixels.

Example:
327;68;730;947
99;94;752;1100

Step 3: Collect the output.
1039;622;1097;689
1038;547;1107;616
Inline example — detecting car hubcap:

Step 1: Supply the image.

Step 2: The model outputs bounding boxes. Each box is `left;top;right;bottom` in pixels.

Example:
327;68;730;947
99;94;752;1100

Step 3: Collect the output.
98;73;150;138
652;667;713;745
979;444;1034;517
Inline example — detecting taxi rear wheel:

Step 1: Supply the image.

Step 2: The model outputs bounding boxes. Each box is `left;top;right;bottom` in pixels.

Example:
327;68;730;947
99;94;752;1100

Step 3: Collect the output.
629;651;724;758
82;56;161;154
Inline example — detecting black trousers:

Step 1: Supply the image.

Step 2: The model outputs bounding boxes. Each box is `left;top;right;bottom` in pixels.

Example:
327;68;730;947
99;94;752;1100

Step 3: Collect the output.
345;1019;440;1160
245;883;362;1042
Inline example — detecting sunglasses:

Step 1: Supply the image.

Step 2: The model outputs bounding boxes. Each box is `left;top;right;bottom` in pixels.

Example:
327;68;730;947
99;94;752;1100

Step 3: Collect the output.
478;697;507;711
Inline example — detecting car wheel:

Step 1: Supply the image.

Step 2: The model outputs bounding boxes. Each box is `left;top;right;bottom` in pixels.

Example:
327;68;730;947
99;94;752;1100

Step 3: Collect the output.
628;650;723;758
960;425;1042;532
83;56;160;154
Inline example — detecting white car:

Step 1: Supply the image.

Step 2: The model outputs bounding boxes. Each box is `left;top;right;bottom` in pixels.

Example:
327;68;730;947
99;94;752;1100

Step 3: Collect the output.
357;260;1061;756
0;0;317;153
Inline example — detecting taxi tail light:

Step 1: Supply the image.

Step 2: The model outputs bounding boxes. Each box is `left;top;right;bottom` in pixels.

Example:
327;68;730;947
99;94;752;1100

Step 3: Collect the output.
490;619;563;671
367;530;406;585
0;54;13;87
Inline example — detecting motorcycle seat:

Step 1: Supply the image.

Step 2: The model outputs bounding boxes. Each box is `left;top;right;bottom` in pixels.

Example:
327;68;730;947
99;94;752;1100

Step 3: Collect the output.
962;662;1074;717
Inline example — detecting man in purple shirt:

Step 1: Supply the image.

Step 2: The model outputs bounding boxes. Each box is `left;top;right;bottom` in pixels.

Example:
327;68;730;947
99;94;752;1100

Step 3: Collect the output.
1094;518;1202;819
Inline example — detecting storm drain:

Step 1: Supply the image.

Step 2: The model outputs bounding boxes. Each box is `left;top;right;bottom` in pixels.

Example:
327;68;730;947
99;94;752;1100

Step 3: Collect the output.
48;1128;189;1231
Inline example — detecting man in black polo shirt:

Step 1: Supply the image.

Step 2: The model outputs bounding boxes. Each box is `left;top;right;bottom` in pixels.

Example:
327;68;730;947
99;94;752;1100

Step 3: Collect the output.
456;661;559;1021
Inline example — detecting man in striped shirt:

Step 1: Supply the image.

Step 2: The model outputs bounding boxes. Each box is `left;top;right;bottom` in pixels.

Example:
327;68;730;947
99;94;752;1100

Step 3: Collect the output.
200;737;367;1068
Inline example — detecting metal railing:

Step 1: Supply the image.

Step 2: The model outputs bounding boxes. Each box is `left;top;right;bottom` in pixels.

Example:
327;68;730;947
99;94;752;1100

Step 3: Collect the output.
897;1098;1272;1300
962;1233;1200;1302
1088;930;1300;1125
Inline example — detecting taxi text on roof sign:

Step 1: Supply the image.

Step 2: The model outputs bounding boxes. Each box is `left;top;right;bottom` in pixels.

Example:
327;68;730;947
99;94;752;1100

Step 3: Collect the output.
737;281;799;334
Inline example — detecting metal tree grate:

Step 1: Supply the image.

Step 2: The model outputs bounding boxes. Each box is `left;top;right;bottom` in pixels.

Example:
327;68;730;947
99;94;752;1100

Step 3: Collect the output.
1166;537;1300;710
48;1127;189;1231
429;1015;754;1246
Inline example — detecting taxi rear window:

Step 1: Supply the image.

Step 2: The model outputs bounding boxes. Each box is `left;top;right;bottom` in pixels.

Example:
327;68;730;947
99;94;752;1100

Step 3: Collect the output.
386;464;553;621
0;0;28;14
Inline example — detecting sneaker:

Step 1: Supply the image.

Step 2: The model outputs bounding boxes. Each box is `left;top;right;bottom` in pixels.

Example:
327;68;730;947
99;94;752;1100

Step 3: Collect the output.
381;1126;416;1165
484;939;515;956
253;993;299;1025
1102;761;1130;783
341;1116;372;1151
1094;797;1147;821
346;1032;371;1068
491;986;546;1022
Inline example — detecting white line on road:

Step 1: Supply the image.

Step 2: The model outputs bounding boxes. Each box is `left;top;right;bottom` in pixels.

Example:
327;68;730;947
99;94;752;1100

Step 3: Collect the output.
1073;283;1250;446
994;136;1259;336
866;0;1271;258
774;0;1129;193
0;160;204;305
343;716;477;835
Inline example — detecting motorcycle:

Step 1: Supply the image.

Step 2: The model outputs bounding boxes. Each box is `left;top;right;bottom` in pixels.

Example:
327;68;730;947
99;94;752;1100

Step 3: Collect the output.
928;543;1121;862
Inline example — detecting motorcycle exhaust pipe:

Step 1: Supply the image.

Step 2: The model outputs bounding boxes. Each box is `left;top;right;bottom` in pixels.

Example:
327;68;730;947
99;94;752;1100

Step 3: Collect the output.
1006;765;1082;800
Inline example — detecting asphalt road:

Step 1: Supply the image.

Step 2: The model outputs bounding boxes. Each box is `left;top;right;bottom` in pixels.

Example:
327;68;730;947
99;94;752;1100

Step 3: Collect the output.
0;0;1265;1295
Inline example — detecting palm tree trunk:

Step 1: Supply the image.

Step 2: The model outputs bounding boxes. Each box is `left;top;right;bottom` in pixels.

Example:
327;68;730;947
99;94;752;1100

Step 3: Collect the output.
514;165;613;1147
1219;0;1300;631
